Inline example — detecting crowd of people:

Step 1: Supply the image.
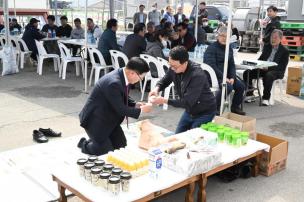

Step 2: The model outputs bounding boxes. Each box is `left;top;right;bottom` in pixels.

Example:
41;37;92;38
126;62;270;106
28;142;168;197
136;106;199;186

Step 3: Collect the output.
0;3;289;155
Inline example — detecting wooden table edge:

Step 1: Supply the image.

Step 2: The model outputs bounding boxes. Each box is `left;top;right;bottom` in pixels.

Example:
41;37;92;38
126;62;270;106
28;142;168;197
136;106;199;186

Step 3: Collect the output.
52;173;200;202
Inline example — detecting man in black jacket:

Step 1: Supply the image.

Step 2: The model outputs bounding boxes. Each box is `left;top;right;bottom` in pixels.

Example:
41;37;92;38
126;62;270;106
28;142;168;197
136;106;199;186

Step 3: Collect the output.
263;6;280;45
78;57;152;155
122;23;146;59
41;15;58;36
244;29;289;106
57;16;72;38
22;18;45;61
149;46;216;133
204;26;246;115
172;22;197;52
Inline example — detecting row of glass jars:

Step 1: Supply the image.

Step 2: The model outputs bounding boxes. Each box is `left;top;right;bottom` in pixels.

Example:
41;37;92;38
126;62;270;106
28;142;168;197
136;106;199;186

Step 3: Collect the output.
77;156;132;195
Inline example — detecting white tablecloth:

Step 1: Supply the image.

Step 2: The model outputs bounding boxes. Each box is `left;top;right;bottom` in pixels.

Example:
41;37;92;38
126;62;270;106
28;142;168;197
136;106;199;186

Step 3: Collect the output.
58;39;97;48
0;123;270;202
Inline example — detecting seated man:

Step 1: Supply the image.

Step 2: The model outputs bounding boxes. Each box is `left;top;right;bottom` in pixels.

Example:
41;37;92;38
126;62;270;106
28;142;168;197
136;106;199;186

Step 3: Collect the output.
204;26;246;115
144;21;155;42
87;18;103;41
57;16;72;38
22;18;45;62
78;57;152;155
10;18;22;33
244;29;289;106
42;15;58;37
70;18;85;56
171;22;196;52
71;18;84;39
122;23;146;59
98;19;120;65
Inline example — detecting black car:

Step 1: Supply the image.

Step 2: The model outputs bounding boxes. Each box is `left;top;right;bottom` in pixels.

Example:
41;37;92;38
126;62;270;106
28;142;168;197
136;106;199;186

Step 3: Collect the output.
190;5;230;22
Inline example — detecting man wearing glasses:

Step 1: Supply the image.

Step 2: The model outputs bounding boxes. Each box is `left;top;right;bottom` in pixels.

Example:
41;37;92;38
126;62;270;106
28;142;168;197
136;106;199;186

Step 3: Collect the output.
149;46;216;133
78;57;152;155
172;22;196;52
204;26;246;115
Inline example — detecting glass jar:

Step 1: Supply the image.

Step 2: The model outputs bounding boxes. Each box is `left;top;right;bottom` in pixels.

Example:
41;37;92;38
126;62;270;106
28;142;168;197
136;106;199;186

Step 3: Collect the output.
103;163;114;173
77;158;88;176
99;172;111;190
84;162;95;182
94;159;105;170
88;155;98;162
120;172;132;192
91;167;102;186
112;168;123;176
108;176;121;195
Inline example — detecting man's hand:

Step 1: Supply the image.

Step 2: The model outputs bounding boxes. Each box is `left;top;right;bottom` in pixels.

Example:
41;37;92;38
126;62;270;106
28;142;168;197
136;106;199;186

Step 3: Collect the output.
226;78;235;85
149;87;159;97
140;103;153;113
135;102;145;108
150;96;167;105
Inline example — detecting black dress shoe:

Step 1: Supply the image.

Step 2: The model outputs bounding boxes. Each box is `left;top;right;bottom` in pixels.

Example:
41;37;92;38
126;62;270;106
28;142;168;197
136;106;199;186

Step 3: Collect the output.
77;137;87;148
231;107;246;116
39;128;62;137
33;130;48;143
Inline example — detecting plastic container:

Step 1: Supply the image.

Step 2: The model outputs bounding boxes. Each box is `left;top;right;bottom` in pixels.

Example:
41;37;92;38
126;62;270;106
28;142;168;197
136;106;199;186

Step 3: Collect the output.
217;129;225;142
240;132;249;145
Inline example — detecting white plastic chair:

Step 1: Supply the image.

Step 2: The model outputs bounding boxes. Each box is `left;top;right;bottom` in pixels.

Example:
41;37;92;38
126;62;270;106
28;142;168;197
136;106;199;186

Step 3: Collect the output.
17;38;32;69
88;48;112;85
157;57;175;110
58;41;84;80
140;54;166;101
200;63;220;94
109;50;128;70
35;40;60;75
10;37;21;68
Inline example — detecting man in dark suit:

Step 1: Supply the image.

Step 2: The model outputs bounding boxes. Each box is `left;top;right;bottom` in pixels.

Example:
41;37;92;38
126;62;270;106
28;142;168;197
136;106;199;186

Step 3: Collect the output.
78;57;152;155
244;29;289;106
262;6;280;46
133;5;147;25
174;7;186;26
122;23;146;59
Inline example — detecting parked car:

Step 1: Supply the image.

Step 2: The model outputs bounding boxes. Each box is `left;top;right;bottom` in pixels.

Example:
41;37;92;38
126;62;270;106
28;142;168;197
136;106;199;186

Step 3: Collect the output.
190;5;231;22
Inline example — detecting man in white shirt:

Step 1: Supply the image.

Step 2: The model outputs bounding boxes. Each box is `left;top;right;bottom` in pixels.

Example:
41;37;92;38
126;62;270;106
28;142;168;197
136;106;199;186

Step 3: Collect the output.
148;3;161;26
87;18;102;40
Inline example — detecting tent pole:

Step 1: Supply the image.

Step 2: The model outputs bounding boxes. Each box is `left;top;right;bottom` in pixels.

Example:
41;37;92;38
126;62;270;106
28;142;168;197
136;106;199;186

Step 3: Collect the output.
220;0;233;115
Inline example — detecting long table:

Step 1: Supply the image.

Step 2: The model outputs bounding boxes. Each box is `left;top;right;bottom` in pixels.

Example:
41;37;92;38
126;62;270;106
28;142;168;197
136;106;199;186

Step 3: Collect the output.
51;124;269;202
0;123;269;202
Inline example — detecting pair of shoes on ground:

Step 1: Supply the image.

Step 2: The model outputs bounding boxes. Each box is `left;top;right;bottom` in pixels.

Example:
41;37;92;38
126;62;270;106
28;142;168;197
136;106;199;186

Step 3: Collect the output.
33;128;62;143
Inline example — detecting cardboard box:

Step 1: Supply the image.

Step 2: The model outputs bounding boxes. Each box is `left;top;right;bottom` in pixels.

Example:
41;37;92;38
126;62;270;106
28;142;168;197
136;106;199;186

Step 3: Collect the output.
213;112;256;139
256;133;288;177
286;67;302;96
